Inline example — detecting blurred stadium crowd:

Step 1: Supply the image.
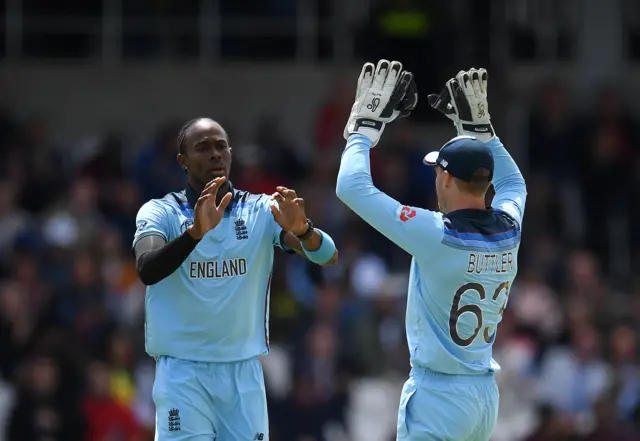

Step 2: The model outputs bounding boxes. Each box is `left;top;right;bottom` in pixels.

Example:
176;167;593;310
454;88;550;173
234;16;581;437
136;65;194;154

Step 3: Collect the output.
1;76;640;441
2;1;640;441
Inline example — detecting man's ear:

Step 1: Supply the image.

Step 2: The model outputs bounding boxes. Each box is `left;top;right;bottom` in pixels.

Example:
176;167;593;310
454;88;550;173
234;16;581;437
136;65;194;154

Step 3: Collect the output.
177;153;187;171
443;170;454;188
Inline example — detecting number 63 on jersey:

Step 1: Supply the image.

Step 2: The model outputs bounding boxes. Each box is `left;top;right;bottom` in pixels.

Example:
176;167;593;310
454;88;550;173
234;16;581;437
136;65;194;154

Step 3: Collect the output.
449;281;510;347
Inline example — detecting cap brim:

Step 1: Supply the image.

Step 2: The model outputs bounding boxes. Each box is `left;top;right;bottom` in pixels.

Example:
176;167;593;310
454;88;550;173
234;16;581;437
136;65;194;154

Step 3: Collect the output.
423;151;439;165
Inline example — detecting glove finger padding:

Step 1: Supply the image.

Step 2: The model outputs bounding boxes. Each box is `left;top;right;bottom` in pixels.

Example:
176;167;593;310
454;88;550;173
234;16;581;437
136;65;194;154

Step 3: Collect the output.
383;61;403;97
372;60;391;91
344;60;419;146
427;83;455;117
380;70;413;118
395;72;419;119
447;78;474;123
428;68;494;141
480;69;488;94
469;69;482;97
356;63;375;101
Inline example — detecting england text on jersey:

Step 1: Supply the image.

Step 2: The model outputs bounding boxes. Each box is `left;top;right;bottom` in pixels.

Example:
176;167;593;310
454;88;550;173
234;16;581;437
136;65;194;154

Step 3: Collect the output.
189;258;247;279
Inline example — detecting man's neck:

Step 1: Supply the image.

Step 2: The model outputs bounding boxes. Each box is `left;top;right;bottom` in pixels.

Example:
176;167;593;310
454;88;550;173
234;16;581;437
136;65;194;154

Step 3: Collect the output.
444;196;486;214
216;182;231;204
187;176;230;204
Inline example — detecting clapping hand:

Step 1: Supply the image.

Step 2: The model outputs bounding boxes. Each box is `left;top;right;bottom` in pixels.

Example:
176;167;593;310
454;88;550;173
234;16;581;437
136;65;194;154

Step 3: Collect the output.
188;177;232;240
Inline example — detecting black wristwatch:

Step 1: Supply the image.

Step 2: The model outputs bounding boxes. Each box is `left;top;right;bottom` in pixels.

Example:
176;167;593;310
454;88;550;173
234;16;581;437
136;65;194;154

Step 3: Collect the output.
295;219;314;241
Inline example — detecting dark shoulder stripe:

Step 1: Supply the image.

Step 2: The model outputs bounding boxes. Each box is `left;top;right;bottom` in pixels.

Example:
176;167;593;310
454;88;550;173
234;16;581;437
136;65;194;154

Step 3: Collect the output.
232;189;263;204
161;190;187;205
493;209;521;227
443;226;518;241
441;211;521;250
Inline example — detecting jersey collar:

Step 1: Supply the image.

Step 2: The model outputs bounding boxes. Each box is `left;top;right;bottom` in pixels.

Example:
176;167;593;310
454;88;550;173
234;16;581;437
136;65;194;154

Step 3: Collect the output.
446;208;494;219
185;181;236;212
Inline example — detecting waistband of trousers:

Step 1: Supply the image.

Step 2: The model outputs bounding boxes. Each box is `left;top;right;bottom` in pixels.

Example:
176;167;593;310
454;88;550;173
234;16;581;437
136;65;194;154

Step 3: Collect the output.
410;366;495;384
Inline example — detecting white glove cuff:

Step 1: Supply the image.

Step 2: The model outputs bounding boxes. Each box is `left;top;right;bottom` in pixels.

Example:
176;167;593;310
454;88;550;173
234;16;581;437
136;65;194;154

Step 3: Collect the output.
457;122;495;143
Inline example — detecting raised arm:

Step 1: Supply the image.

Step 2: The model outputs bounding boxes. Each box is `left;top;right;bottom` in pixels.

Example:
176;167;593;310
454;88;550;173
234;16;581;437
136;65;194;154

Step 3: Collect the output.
487;137;527;226
134;233;198;286
334;60;441;257
133;177;232;285
132;200;193;286
269;187;338;266
336;134;444;257
427;67;526;225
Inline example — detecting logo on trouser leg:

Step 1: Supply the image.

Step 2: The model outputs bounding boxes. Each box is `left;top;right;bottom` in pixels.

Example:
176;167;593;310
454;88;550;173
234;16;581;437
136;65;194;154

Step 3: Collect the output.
168;408;181;432
253;433;264;440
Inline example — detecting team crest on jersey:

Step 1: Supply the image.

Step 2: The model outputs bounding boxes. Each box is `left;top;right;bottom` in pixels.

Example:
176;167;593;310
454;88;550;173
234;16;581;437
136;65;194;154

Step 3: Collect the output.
234;217;248;240
399;206;417;222
180;218;194;233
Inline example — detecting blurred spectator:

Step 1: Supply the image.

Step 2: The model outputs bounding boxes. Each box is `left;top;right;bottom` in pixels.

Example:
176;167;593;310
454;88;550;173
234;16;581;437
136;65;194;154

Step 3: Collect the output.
492;309;540;441
233;143;282;196
608;323;640;421
510;267;563;340
0;281;35;381
133;123;185;201
254;115;307;185
536;324;613;419
583;394;636;441
527;79;581;242
7;355;84;441
271;373;348;441
580;86;638;261
0;181;31;266
348;290;408;377
18;117;67;214
522;405;576;441
42;177;104;249
82;360;140;441
315;77;354;151
528;79;577;176
106;330;137;409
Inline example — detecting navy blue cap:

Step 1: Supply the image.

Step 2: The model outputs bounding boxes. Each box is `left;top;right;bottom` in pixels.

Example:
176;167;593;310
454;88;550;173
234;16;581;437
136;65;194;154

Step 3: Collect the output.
423;136;494;182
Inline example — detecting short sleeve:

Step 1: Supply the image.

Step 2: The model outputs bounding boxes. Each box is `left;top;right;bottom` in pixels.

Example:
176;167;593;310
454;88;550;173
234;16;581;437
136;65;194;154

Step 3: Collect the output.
132;200;171;249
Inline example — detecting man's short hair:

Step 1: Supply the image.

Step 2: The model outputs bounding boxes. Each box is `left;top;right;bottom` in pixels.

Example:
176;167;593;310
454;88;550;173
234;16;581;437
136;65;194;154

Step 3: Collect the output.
177;118;201;154
454;167;492;196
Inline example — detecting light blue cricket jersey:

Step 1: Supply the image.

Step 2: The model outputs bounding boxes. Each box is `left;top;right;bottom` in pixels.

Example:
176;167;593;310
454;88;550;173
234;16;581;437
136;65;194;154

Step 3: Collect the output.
133;184;287;363
337;135;527;375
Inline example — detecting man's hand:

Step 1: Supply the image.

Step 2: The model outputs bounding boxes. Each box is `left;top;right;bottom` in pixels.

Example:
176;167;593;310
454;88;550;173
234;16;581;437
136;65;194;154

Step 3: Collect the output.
188;177;232;240
427;67;494;142
269;186;308;235
343;59;418;146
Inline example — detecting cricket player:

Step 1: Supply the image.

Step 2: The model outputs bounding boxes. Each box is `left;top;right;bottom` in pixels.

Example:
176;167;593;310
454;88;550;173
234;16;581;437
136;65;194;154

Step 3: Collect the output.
132;118;338;441
336;61;526;440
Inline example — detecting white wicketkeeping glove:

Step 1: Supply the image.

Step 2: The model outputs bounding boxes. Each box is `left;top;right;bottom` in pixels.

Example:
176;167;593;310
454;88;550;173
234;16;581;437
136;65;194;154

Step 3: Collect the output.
343;59;418;146
427;68;495;142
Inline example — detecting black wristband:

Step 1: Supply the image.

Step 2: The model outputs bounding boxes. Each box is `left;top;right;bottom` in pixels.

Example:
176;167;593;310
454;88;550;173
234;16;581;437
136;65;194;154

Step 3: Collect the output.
295;219;314;241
